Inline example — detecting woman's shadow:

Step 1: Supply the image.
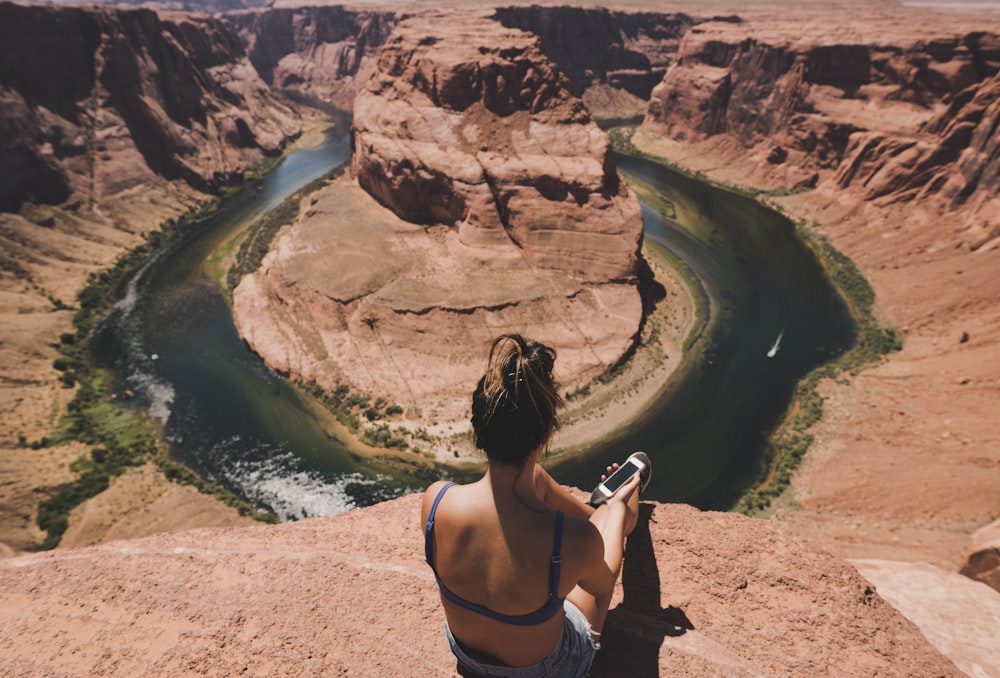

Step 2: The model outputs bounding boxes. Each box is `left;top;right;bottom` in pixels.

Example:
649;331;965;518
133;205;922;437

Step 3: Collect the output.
591;503;693;677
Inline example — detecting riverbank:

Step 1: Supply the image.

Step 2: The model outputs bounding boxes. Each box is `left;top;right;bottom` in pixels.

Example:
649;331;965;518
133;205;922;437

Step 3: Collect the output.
223;163;701;471
630;126;1000;571
550;241;702;457
0;106;333;555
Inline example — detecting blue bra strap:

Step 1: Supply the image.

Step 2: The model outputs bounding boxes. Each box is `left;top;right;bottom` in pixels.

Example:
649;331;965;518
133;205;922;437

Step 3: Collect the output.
549;510;564;597
424;481;566;627
425;481;456;569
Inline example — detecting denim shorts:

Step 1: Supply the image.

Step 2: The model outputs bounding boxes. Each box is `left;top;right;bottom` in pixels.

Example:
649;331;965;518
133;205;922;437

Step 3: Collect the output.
444;600;599;677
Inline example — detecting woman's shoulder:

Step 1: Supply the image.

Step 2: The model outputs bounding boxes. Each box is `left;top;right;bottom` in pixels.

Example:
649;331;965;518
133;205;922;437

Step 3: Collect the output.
561;513;603;552
420;480;461;524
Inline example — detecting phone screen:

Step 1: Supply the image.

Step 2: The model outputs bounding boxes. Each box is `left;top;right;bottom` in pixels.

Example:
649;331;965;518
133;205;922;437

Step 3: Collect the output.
601;459;642;495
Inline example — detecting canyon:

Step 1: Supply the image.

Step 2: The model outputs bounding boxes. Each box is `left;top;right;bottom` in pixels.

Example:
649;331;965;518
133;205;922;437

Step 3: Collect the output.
0;0;306;551
1;0;999;674
232;12;646;429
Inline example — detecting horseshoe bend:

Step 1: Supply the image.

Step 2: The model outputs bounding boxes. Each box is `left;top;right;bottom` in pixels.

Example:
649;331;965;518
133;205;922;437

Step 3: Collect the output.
232;14;649;436
1;1;999;674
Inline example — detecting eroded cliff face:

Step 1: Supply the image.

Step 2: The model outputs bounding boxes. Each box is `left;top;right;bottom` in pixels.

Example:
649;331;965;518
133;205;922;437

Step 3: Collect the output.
228;6;400;110
352;14;643;281
631;11;1000;599
233;13;645;431
0;2;301;214
493;5;704;118
0;1;302;552
645;23;1000;232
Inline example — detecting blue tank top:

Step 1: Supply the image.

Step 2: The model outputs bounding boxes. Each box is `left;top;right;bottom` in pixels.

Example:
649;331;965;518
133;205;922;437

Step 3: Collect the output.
424;482;566;626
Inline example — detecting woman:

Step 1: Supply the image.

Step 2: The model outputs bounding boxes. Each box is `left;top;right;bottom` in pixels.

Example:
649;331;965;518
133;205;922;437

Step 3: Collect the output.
421;334;647;676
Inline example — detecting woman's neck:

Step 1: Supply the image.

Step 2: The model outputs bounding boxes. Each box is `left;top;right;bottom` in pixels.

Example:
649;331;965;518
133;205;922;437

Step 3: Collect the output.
485;458;549;513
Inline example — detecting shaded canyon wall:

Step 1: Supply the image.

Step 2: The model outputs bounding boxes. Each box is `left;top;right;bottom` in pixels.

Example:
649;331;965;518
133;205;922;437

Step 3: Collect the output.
0;1;302;214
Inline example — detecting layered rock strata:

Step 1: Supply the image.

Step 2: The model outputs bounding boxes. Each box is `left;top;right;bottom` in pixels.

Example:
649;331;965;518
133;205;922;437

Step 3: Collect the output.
352;14;644;281
633;11;1000;580
228;6;400;110
0;2;301;214
493;5;702;118
234;14;644;427
644;22;1000;229
0;2;303;551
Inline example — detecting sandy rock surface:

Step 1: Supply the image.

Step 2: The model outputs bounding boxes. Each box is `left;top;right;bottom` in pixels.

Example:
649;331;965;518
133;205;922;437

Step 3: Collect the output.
234;13;646;431
854;559;1000;678
0;494;961;677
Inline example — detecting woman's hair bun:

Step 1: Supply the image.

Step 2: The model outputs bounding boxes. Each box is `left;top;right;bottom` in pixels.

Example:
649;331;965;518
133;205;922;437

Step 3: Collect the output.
471;334;562;464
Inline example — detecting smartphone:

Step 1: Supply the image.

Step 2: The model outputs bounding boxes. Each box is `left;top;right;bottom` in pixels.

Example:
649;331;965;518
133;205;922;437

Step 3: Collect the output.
596;457;645;499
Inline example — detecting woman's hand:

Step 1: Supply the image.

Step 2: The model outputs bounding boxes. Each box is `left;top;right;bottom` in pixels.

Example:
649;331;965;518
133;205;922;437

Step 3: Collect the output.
600;464;640;505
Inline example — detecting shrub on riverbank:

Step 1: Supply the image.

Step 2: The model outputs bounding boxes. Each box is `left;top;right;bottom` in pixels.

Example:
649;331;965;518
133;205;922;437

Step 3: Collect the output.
607;125;902;516
734;224;903;516
226;166;347;296
34;203;278;550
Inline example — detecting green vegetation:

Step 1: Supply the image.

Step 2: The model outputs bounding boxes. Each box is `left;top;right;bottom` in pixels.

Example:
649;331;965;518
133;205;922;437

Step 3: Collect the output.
609;126;768;201
596;114;646;131
735;223;903;516
34;200;279;550
607;125;902;517
299;378;415;451
226;166;347;296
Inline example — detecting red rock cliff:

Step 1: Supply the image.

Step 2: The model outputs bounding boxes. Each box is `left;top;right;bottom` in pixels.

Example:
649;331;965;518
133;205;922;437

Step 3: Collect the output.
228;6;400;110
351;13;643;281
0;2;301;213
493;5;702;104
645;22;1000;231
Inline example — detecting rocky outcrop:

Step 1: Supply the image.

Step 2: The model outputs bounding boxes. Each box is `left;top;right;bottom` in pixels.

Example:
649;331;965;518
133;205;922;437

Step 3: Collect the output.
234;14;644;429
227;7;400;110
961;517;1000;593
854;559;1000;677
644;22;1000;230
0;2;301;213
352;14;642;281
493;6;703;117
0;495;966;676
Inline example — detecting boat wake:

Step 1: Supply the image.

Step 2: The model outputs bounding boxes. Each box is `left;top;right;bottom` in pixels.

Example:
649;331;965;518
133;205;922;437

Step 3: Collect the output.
767;330;784;358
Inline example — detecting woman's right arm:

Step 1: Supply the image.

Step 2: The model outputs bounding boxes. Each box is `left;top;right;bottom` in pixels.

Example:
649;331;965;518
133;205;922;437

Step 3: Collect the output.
574;473;640;597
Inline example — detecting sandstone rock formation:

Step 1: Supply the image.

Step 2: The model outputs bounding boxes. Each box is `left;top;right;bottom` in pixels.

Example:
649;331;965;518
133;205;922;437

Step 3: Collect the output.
854;559;1000;677
229;6;400;110
628;8;1000;597
233;14;645;429
493;5;701;119
644;19;1000;230
351;14;643;282
961;517;1000;593
0;2;302;551
0;495;964;676
0;2;301;214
